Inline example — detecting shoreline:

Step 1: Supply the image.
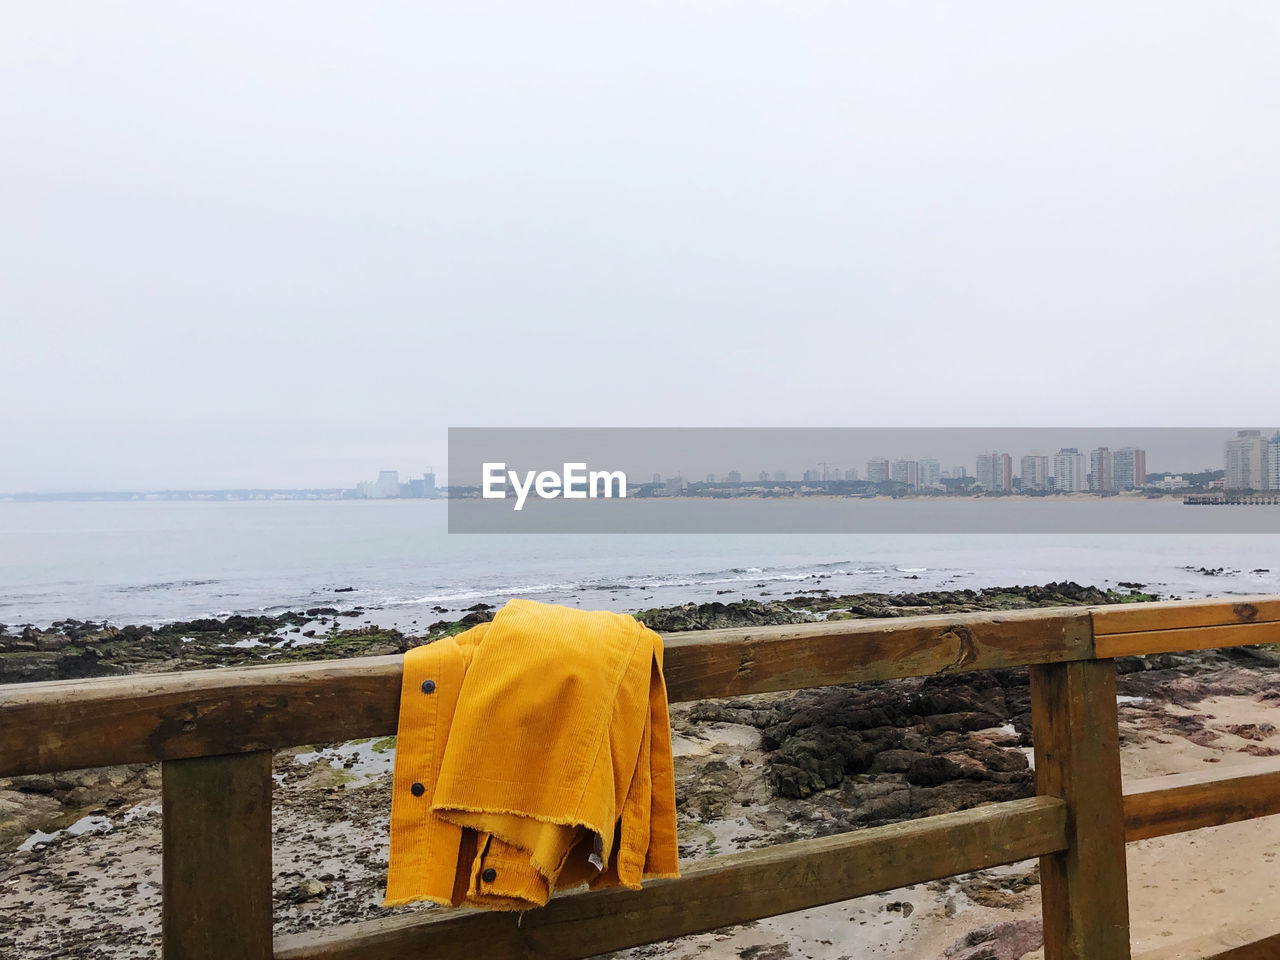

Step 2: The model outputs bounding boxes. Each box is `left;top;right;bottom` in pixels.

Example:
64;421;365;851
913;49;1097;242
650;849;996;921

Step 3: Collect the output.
0;582;1157;685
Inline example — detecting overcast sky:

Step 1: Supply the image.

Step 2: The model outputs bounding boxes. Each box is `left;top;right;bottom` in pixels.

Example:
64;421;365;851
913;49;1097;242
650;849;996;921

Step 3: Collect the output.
3;3;1278;491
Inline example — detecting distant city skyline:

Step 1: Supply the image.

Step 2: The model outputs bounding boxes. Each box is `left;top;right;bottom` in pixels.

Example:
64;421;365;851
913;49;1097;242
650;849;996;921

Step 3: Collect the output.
347;469;437;500
6;429;1277;498
626;430;1271;493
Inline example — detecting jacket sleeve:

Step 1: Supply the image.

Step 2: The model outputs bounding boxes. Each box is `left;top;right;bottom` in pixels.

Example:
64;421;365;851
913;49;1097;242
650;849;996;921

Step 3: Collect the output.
643;632;680;878
384;630;477;907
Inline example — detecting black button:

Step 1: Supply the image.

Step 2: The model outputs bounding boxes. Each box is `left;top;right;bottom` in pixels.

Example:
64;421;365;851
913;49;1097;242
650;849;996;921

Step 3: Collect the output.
420;679;436;694
481;868;497;883
410;782;425;797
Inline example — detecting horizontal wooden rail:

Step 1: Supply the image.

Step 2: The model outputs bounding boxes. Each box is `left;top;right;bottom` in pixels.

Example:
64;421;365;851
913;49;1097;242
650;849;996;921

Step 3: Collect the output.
1091;596;1280;635
663;607;1092;698
273;796;1068;960
1093;595;1280;658
0;607;1092;777
1123;758;1280;842
0;656;404;778
1096;620;1280;659
6;597;1280;778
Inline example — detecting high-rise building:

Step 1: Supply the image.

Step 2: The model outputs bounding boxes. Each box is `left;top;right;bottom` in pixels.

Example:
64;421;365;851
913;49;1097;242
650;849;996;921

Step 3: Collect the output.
1112;448;1146;491
406;472;437;498
1089;447;1116;492
975;452;1012;492
843;467;858;482
1020;455;1050;492
1269;434;1280;491
1225;430;1267;490
727;471;742;483
802;469;820;482
996;453;1012;491
773;470;787;483
1052;448;1086;492
891;459;920;490
918;458;941;488
758;471;770;482
374;470;400;499
866;458;890;484
975;455;992;490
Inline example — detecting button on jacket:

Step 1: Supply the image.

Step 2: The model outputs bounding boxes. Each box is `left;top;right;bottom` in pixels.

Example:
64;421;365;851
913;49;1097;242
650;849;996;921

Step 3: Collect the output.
384;599;679;910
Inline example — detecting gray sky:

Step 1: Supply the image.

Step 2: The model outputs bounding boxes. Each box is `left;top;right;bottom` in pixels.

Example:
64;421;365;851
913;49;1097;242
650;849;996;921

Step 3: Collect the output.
3;3;1278;491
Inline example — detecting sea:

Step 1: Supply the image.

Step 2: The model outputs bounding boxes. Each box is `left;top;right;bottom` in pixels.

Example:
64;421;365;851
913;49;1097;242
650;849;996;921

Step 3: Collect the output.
0;499;1277;630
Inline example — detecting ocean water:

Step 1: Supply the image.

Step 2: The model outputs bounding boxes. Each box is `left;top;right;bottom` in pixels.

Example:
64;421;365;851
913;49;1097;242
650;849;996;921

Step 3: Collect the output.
0;500;1277;630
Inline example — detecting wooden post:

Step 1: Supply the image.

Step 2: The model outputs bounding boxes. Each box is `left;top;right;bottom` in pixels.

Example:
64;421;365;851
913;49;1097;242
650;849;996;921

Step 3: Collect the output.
162;750;274;960
1030;659;1131;960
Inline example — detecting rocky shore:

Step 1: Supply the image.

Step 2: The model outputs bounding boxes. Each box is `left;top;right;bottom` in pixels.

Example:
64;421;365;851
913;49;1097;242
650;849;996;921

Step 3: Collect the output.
0;581;1150;685
3;582;1279;959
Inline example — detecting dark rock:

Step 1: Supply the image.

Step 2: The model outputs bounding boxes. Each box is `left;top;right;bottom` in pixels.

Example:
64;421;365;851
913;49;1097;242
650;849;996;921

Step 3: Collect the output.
1226;723;1277;741
636;600;812;633
278;878;327;902
905;756;969;787
944;918;1043;959
1243;744;1280;757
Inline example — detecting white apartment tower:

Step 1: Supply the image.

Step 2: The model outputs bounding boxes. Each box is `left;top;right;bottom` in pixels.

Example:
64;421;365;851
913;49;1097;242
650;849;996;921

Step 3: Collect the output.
1053;448;1086;492
1089;447;1116;493
918;458;942;489
374;470;400;499
892;459;920;490
1112;448;1147;491
1269;433;1280;490
1225;430;1267;491
1020;455;1050;492
975;452;1013;492
866;458;890;484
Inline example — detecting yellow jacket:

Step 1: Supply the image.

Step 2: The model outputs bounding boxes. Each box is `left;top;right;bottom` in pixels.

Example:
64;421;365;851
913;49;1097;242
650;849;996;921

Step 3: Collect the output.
384;599;679;910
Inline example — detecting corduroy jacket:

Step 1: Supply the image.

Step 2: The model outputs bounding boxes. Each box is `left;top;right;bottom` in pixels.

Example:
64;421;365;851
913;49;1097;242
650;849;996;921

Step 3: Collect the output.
384;599;679;910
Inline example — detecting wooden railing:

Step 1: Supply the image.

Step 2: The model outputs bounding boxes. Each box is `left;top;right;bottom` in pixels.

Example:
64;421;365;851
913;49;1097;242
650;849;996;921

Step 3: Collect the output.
3;596;1280;960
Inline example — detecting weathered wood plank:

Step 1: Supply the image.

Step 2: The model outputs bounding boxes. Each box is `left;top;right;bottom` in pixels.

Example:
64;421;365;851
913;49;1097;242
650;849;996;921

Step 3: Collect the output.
1123;758;1280;842
663;607;1093;701
0;608;1093;777
1092;596;1280;636
274;796;1068;960
1094;620;1280;659
162;750;273;960
0;656;404;777
1031;659;1131;960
